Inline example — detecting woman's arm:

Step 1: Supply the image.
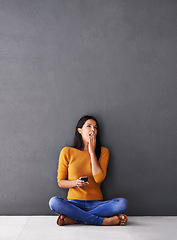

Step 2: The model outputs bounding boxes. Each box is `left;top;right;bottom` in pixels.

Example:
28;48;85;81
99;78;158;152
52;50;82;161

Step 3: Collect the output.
89;132;109;183
58;147;89;189
90;152;102;175
88;132;102;175
58;179;89;188
58;180;76;188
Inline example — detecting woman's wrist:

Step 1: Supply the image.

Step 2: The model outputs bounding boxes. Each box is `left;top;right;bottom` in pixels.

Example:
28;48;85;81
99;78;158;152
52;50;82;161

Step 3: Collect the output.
69;180;77;188
89;151;96;156
58;179;77;188
72;180;77;187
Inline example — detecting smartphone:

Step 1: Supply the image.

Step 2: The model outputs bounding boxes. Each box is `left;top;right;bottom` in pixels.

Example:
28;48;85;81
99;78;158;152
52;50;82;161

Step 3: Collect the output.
80;176;88;182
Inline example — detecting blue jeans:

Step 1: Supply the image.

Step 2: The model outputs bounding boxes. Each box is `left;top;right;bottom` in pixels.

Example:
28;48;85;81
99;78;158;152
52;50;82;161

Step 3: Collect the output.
49;196;128;226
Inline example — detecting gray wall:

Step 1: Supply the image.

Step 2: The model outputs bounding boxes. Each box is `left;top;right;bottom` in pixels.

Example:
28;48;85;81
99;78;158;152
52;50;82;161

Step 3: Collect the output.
0;0;177;215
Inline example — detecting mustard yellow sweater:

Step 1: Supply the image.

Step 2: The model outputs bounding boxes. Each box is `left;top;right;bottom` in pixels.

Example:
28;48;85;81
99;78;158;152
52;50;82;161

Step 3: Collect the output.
57;146;109;200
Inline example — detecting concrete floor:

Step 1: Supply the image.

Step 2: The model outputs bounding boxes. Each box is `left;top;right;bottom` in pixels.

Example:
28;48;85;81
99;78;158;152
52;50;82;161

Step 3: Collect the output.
0;216;176;240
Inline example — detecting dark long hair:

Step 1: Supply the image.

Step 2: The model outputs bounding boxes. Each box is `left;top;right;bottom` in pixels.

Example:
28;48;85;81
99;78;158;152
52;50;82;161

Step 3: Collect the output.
72;115;102;160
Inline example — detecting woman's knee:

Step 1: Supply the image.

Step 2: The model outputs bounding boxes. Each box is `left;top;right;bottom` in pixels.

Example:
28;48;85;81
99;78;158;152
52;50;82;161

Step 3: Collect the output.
118;198;128;211
114;198;128;212
49;196;63;211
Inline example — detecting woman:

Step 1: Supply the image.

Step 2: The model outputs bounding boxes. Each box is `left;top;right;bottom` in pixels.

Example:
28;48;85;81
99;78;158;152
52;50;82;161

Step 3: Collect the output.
49;115;128;226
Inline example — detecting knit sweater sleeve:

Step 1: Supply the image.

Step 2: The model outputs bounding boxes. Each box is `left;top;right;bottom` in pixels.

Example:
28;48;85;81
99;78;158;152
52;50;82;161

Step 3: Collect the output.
57;147;69;184
93;147;109;184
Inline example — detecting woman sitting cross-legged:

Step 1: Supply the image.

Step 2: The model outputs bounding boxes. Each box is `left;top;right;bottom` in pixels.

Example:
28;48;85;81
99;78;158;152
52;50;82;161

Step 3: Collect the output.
49;115;128;226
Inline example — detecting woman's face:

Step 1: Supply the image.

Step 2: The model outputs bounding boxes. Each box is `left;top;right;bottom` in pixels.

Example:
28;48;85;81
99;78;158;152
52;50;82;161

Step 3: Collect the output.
78;119;98;144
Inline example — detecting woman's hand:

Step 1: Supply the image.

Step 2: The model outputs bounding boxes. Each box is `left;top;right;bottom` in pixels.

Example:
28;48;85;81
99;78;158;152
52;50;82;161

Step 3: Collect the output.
88;132;96;155
75;178;89;188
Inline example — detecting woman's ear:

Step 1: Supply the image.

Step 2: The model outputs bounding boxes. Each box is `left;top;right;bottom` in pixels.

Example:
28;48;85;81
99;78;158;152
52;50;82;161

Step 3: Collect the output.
77;128;82;134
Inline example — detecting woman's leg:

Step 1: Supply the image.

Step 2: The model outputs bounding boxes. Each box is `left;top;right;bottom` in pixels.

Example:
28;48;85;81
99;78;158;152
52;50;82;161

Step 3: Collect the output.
86;198;128;217
86;198;128;225
49;196;103;226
